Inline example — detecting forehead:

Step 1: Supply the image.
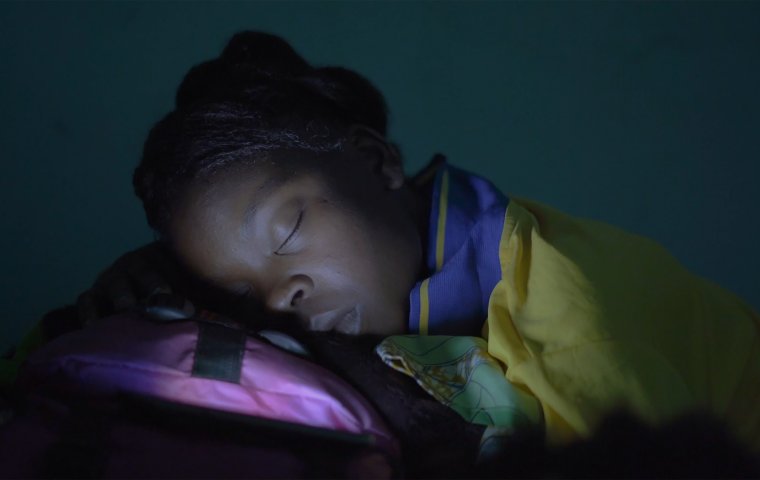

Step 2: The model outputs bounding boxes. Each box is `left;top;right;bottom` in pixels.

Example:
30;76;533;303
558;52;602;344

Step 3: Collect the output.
185;149;336;209
169;177;252;279
168;155;338;277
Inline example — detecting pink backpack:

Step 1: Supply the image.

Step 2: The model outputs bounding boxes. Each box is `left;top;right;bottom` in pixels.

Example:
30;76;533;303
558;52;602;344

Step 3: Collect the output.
0;309;400;478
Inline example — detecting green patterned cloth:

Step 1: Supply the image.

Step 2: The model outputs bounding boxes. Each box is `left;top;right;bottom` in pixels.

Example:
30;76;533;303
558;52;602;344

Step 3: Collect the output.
376;335;542;430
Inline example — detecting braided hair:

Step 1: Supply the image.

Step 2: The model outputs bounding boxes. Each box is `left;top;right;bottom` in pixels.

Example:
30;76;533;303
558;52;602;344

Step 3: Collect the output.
133;31;390;235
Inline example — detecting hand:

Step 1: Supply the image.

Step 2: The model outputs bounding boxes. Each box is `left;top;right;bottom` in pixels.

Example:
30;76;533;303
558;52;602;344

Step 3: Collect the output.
77;242;187;325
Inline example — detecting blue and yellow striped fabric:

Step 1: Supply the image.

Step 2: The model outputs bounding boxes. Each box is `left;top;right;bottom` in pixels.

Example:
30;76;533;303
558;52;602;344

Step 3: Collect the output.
405;160;760;451
408;165;508;336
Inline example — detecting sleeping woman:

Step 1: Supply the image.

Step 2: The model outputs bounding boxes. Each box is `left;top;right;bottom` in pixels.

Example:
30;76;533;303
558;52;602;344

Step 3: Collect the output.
39;31;760;453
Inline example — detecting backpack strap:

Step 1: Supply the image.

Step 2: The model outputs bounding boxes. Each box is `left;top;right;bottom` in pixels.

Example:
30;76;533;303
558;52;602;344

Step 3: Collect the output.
191;321;247;383
140;292;247;384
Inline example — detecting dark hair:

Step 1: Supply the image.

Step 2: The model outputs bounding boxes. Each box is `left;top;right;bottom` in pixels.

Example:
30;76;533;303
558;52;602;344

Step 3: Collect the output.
133;31;389;235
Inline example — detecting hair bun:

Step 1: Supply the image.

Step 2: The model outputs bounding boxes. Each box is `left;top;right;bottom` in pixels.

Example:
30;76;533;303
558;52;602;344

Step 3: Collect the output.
220;31;311;76
175;31;313;109
305;67;388;135
174;31;388;135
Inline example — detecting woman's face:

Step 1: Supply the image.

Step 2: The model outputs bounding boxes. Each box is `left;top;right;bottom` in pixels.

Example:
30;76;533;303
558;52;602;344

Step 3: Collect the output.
169;144;423;335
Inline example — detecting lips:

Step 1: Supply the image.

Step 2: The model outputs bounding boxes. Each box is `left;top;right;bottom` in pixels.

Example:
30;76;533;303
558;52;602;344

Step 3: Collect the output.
308;306;360;334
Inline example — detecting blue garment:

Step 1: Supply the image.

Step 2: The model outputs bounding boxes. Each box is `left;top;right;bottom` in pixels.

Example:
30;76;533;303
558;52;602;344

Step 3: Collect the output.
408;162;508;336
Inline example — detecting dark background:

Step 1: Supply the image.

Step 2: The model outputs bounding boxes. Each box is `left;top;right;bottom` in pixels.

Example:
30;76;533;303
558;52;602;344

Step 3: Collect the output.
2;1;759;352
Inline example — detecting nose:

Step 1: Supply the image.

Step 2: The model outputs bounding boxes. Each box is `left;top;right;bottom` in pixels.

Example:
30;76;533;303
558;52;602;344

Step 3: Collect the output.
266;274;314;313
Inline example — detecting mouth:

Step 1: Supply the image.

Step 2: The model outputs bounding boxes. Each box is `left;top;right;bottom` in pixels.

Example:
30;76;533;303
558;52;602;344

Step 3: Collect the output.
308;306;361;334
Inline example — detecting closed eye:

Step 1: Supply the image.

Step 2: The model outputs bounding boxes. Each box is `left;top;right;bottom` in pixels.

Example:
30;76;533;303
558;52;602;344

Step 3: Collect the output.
275;209;303;255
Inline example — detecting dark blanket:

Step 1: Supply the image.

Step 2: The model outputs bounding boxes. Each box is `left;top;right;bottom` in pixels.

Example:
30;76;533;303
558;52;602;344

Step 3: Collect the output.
300;332;485;478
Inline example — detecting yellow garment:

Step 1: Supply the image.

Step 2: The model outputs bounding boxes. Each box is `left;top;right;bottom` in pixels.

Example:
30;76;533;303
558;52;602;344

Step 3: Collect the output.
484;197;760;450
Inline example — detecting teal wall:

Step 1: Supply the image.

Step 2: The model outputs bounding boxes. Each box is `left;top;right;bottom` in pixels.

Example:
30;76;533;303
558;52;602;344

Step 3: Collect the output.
2;1;759;352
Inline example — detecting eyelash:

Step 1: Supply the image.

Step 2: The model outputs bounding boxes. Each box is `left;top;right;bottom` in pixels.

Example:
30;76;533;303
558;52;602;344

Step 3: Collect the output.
275;209;304;255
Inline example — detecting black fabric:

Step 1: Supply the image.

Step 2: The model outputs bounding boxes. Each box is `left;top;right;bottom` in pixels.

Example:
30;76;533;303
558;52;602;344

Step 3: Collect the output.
299;332;486;478
40;402;111;479
40;305;83;342
191;321;246;383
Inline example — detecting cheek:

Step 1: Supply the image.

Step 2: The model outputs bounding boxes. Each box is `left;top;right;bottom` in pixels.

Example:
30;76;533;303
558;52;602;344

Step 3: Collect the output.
308;214;378;285
306;201;416;306
305;211;412;334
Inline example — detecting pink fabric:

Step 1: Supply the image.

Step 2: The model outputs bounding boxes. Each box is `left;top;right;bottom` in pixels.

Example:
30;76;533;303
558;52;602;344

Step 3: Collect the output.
19;313;399;457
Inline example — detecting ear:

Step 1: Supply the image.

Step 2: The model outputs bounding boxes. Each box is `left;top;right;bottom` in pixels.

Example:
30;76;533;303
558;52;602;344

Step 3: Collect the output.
348;124;405;190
